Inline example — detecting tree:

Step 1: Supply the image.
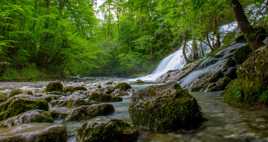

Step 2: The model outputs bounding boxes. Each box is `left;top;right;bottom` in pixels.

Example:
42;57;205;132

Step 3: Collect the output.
231;0;265;49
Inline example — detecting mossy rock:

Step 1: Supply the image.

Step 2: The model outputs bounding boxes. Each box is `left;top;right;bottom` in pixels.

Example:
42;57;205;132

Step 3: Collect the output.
0;95;49;121
77;117;138;142
0;110;53;128
9;89;33;97
115;82;131;91
0;123;67;142
0;92;7;102
224;46;268;106
45;81;64;93
64;86;87;93
89;92;122;102
233;44;252;64
129;83;203;132
66;104;115;121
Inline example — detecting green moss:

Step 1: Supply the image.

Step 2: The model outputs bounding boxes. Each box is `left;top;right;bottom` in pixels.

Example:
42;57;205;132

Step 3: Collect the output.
64;86;87;93
0;97;49;121
115;83;131;91
111;96;123;102
9;89;23;97
224;46;268;107
77;118;138;142
258;90;268;105
233;44;252;64
45;81;64;93
129;84;203;132
31;111;54;123
0;92;7;102
224;79;243;105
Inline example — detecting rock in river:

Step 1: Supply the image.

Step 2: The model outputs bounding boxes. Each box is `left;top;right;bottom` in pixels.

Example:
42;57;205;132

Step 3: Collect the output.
66;104;115;121
0;110;53;128
76;117;138;142
0;123;67;142
0;95;48;121
129;83;203;132
45;81;64;93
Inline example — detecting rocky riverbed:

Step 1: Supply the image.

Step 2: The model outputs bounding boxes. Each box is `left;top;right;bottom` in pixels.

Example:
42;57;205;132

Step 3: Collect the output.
0;79;268;142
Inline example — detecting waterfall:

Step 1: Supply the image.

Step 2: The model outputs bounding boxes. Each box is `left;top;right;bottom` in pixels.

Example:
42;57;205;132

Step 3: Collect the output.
130;22;238;83
131;48;186;82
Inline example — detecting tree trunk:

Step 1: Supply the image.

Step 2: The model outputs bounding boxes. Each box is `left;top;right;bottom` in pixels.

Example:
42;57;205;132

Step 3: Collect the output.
231;0;264;49
182;38;190;63
192;39;199;60
206;32;214;51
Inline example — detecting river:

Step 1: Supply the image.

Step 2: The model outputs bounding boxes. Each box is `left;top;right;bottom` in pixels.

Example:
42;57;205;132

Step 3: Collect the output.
0;80;268;142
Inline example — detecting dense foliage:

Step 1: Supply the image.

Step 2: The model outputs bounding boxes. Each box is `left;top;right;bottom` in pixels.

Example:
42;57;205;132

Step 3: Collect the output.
0;0;267;80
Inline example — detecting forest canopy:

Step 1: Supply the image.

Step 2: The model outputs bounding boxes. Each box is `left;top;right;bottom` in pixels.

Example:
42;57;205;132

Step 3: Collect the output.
0;0;267;80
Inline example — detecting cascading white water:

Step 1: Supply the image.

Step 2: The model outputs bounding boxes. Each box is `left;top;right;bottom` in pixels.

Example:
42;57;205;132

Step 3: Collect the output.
131;48;186;82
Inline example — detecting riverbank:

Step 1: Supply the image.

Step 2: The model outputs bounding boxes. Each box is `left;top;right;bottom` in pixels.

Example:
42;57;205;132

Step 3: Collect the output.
0;80;268;142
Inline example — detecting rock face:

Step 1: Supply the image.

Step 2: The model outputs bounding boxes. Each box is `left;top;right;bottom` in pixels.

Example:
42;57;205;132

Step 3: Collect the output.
0;110;53;128
0;123;67;142
158;42;252;91
129;83;203;132
0;95;48;121
45;81;64;93
224;46;268;105
76;117;138;142
66;104;115;121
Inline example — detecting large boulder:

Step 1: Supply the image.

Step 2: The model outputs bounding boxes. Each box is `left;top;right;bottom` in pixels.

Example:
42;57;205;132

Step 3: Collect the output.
224;46;268;105
0;95;49;121
66;104;115;121
129;83;203;132
0;123;67;142
76;117;138;142
0;110;53;128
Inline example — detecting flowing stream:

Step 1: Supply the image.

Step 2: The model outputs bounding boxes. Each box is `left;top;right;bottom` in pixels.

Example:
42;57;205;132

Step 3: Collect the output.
1;80;268;142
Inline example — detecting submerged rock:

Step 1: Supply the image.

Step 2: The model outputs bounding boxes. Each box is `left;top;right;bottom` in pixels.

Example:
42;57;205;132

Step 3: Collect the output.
129;83;203;132
0;95;48;121
45;81;64;93
224;46;268;105
76;117;138;142
0;110;53;128
0;123;67;142
66;104;115;121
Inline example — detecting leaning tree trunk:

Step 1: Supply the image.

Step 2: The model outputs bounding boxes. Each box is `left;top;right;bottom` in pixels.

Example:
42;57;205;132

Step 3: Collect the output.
231;0;264;49
182;38;190;63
